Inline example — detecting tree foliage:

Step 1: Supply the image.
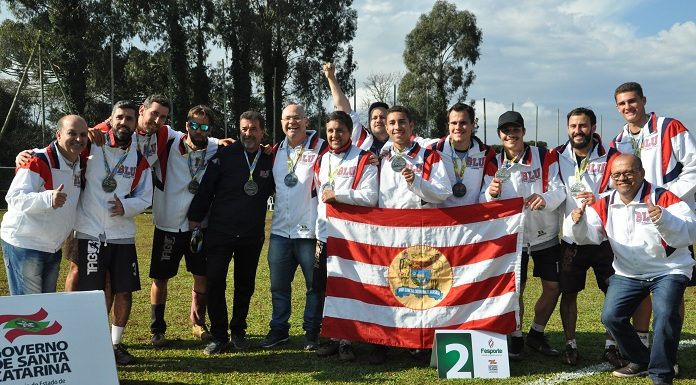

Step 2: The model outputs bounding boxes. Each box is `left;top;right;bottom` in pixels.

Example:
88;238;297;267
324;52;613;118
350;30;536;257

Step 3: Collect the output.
398;0;482;138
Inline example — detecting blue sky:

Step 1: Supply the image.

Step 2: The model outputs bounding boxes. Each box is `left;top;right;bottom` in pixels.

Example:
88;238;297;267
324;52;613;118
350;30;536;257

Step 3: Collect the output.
349;0;696;146
2;1;695;147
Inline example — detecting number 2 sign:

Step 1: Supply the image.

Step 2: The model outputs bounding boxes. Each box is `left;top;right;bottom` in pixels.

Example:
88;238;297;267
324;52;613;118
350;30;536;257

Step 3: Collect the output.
433;330;510;379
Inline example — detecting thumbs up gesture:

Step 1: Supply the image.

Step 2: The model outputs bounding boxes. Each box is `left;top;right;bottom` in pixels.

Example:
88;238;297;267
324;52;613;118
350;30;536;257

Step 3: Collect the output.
52;184;66;208
647;199;662;222
571;200;587;224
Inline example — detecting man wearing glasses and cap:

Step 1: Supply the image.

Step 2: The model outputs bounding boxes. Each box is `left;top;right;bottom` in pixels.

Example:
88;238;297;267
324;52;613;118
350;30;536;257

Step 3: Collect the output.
482;111;565;361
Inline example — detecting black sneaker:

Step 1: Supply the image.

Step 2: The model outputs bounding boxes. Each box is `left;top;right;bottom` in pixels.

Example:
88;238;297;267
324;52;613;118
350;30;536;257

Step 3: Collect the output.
602;345;629;368
151;332;167;348
562;344;579;365
230;334;250;350
508;336;524;361
526;332;559;356
304;331;319;351
338;342;356;362
259;330;289;348
368;344;388;365
113;343;135;365
316;340;339;357
203;340;228;355
612;363;648;378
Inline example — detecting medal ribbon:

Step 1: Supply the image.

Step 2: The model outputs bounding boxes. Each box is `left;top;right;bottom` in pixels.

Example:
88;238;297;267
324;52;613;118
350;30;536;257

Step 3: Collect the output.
101;134;131;182
286;138;307;174
185;140;207;182
327;147;351;186
502;150;520;170
449;141;468;183
244;149;261;182
136;133;153;156
630;130;643;157
391;141;416;160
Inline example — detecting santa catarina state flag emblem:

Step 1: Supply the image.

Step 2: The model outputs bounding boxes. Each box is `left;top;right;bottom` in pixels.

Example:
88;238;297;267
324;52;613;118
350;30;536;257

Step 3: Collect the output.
0;308;62;343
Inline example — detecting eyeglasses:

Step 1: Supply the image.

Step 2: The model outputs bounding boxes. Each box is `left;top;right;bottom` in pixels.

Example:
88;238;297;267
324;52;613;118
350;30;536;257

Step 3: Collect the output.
282;115;305;122
189;121;211;132
610;171;637;180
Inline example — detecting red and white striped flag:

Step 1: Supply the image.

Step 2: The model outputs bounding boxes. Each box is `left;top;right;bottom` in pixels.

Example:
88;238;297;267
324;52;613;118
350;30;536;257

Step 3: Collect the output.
322;198;524;349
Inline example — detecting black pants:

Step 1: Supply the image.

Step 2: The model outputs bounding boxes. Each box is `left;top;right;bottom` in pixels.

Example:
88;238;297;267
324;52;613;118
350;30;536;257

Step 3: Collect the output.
205;229;264;342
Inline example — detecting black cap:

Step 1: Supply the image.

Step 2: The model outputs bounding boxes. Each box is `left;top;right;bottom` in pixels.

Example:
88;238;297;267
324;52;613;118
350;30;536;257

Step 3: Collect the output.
497;111;524;131
368;102;389;117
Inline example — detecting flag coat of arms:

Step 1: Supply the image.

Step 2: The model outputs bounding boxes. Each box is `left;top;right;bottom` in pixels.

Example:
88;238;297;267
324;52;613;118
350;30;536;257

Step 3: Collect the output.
321;198;524;349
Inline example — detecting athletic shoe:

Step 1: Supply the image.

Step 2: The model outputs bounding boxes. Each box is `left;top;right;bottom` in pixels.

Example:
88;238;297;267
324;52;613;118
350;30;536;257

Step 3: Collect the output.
192;324;213;342
526;332;559;356
230;334;250;350
562;344;579;365
368;344;388;365
508;336;524;361
304;331;319;351
602;345;629;368
612;363;648;378
113;344;135;365
259;330;289;348
203;340;228;355
338;342;356;362
316;340;339;357
151;332;167;347
674;363;679;377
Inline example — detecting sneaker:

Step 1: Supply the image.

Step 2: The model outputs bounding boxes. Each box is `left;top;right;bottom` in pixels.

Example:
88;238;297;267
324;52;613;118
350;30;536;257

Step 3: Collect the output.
602;345;629;369
368;344;388;365
562;344;579;365
526;332;559;356
673;363;679;378
304;331;319;351
151;332;167;347
113;343;135;365
192;324;213;342
316;340;339;357
203;340;228;355
259;330;289;348
508;336;524;361
338;342;356;362
612;363;648;378
230;334;250;350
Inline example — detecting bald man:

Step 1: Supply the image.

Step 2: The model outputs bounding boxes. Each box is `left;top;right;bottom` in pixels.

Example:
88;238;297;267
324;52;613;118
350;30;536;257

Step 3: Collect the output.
2;115;88;295
569;154;696;385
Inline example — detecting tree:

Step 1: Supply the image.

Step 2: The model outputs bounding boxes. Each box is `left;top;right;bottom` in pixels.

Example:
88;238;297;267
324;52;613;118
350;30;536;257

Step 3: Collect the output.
398;0;482;138
360;71;400;113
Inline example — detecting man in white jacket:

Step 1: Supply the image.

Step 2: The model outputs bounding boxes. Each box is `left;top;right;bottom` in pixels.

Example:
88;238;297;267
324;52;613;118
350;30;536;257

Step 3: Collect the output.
1;115;88;295
74;101;153;365
569;154;696;385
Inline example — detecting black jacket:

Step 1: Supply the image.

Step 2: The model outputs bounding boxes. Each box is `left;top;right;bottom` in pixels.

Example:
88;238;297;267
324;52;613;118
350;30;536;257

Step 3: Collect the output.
188;141;274;237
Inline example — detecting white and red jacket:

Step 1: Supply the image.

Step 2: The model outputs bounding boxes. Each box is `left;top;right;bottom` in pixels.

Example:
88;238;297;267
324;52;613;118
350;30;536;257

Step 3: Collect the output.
430;135;497;207
378;142;451;208
1;142;82;253
349;112;437;152
482;145;566;249
74;132;152;240
610;113;696;210
569;182;696;280
153;134;218;232
271;130;328;239
554;134;621;244
313;143;378;242
95;120;178;170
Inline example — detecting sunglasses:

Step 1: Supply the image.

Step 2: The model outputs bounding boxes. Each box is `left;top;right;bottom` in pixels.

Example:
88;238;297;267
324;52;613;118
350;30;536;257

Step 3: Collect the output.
189;121;211;132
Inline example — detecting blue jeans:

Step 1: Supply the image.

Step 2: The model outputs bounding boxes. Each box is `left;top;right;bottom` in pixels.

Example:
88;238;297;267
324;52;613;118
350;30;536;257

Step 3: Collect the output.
267;235;321;334
2;240;62;295
602;274;688;384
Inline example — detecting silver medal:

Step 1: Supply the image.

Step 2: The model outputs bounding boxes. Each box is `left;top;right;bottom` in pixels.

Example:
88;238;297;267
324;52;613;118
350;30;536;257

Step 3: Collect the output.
284;173;298;187
244;180;259;196
495;168;511;182
322;183;334;193
570;182;586;197
391;156;407;172
102;176;117;193
188;180;200;194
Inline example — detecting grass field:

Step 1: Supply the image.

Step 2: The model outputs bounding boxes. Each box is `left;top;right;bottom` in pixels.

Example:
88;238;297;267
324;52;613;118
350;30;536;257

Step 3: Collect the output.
1;211;695;384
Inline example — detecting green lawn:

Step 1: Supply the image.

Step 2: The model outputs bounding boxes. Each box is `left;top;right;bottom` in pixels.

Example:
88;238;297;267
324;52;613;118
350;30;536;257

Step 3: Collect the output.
1;211;695;384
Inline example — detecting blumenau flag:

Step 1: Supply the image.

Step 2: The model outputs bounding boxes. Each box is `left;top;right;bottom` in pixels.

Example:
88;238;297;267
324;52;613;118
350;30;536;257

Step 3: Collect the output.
322;198;524;349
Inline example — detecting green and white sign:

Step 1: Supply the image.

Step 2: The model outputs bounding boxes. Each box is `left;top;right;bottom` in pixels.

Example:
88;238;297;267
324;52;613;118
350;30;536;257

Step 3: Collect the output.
432;330;510;379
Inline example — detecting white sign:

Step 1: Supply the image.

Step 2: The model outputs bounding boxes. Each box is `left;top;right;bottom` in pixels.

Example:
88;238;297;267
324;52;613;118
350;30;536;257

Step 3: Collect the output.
431;330;510;379
0;291;118;385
